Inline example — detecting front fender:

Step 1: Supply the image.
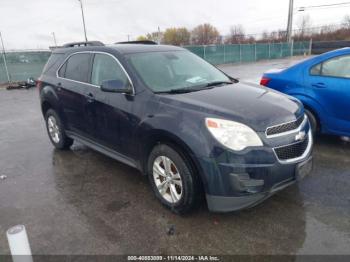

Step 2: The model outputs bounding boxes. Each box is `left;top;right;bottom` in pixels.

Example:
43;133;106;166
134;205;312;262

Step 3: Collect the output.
137;111;212;159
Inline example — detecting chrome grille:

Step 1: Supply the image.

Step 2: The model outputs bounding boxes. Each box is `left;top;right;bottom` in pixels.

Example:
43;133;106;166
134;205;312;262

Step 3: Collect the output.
274;136;309;161
266;115;304;136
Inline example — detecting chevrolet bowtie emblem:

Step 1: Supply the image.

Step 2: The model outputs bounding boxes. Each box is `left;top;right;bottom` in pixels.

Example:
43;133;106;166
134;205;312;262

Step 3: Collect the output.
295;131;306;141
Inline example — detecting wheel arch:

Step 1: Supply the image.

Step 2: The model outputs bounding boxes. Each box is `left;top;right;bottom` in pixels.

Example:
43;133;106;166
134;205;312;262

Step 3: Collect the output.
41;100;53;116
140;130;204;181
40;85;68;128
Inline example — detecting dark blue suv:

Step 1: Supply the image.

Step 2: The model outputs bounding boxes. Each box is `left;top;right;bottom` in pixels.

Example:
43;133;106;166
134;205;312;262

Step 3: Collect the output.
38;41;313;213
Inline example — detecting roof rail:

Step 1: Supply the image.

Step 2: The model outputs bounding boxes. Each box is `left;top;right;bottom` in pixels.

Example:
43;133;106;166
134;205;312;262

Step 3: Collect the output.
115;40;158;45
62;41;105;48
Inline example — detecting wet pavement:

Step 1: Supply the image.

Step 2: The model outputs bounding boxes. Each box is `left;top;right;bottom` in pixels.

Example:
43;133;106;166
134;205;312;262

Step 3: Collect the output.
0;58;349;255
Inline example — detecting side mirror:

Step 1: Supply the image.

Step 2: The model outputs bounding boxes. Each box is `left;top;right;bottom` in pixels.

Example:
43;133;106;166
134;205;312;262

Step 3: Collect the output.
100;79;132;94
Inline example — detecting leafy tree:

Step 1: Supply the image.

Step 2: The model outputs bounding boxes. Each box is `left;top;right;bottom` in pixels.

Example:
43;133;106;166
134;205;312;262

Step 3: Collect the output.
191;23;220;45
136;35;148;41
163;27;191;46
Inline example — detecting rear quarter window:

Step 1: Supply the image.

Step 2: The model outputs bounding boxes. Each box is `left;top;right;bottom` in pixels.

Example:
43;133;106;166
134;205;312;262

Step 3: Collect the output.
42;53;64;75
310;63;321;75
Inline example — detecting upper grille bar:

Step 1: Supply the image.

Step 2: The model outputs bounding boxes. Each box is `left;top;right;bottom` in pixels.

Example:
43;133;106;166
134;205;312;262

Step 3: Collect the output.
266;115;306;138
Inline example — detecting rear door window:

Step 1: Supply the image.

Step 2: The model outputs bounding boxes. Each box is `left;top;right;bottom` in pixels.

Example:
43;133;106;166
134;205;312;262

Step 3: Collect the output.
58;62;67;77
63;53;91;83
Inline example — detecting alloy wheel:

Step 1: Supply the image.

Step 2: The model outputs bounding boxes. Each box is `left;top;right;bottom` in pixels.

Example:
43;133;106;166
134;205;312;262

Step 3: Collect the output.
152;156;183;204
47;115;60;143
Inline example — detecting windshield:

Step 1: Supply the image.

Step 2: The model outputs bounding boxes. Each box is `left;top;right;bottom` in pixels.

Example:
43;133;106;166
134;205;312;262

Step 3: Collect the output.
127;50;231;93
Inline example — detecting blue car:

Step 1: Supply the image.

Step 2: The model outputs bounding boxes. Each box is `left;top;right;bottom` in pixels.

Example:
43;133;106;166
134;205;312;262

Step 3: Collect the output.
261;48;350;137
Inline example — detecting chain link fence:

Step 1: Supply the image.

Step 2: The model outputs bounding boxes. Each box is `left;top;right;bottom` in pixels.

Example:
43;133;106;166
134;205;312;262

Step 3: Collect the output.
0;51;50;83
0;41;311;84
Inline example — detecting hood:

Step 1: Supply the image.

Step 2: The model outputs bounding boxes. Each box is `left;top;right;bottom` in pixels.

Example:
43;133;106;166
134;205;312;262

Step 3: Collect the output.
158;82;303;132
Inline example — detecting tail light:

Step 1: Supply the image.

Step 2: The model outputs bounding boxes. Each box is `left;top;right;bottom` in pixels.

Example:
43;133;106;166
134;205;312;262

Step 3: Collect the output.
260;77;271;87
36;79;42;89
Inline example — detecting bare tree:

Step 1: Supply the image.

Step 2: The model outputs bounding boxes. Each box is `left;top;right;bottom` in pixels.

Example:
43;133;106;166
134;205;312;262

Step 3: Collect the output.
296;15;312;40
260;31;270;42
226;25;245;44
343;15;350;29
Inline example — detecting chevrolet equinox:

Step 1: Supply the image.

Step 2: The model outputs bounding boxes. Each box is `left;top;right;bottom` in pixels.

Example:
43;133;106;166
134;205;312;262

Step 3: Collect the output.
38;41;313;213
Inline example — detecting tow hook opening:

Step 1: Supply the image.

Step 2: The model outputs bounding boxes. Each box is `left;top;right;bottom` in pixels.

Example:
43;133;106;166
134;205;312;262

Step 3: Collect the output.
229;173;264;194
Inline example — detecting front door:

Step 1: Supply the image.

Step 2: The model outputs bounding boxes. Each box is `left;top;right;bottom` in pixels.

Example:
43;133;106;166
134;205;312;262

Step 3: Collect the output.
89;53;135;154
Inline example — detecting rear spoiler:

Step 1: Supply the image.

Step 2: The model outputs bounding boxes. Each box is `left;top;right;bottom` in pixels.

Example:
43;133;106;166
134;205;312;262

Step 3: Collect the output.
115;40;158;45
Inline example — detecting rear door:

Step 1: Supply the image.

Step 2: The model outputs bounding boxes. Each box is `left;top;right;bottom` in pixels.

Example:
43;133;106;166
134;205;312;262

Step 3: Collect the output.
305;54;350;133
57;52;93;136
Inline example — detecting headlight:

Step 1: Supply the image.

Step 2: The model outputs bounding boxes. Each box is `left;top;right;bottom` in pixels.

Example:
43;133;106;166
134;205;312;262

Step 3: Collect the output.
205;118;263;151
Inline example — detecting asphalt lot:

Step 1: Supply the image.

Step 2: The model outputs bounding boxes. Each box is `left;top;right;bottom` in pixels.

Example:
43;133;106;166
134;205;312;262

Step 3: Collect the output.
0;57;349;256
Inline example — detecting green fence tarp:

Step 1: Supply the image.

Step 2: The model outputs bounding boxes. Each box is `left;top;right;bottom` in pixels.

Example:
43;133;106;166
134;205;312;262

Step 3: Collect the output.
0;51;50;83
0;41;310;83
185;41;310;65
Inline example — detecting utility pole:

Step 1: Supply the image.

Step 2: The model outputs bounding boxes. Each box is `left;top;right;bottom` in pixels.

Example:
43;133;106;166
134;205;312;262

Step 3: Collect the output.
157;26;161;44
286;0;294;43
78;0;88;42
52;32;57;47
0;31;11;83
127;34;130;41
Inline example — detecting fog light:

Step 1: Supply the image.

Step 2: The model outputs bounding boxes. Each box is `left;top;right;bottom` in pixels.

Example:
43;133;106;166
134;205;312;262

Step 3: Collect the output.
229;173;264;193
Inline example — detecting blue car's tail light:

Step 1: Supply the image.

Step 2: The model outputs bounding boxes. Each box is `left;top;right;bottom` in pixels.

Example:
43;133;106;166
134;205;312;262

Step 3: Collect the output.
260;77;271;87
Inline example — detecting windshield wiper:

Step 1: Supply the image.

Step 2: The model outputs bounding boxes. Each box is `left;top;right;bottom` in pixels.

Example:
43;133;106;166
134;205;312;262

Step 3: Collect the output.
204;80;233;87
154;81;233;94
154;87;201;94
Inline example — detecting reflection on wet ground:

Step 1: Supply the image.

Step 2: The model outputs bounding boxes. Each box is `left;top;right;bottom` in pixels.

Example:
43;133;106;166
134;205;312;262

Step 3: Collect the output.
0;68;349;255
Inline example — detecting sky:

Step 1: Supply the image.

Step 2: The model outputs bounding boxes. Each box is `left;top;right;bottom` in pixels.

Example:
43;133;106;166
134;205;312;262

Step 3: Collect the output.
0;0;349;49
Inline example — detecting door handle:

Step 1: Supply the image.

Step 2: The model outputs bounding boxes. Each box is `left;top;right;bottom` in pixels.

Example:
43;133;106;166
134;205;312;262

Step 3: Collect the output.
311;82;326;88
85;92;95;103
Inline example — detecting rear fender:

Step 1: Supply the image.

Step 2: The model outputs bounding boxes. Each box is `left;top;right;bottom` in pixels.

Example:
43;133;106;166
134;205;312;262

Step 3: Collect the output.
40;85;66;125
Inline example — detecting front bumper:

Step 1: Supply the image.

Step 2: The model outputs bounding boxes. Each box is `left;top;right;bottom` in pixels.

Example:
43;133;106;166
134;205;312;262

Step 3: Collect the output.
206;157;312;212
196;129;313;212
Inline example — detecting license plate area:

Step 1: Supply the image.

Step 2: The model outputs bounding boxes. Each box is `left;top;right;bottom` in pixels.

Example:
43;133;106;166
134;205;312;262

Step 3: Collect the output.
296;157;313;181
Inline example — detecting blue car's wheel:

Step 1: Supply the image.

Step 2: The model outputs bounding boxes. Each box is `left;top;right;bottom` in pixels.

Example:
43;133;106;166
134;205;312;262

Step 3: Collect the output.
305;109;318;135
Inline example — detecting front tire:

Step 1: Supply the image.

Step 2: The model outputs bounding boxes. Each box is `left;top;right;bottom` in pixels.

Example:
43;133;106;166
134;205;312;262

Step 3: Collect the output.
45;109;73;150
147;144;201;214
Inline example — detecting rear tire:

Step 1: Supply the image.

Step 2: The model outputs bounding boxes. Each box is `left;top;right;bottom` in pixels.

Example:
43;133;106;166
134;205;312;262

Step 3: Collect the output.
45;109;73;150
305;109;318;135
147;144;201;214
